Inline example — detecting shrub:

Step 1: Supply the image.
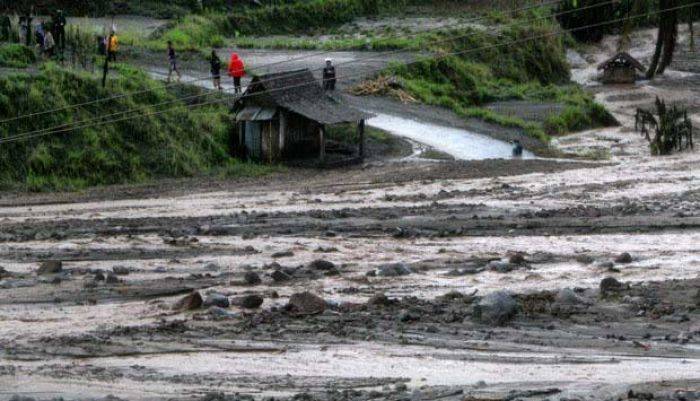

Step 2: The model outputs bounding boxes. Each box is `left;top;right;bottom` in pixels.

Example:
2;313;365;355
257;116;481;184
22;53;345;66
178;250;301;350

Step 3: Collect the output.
0;44;36;68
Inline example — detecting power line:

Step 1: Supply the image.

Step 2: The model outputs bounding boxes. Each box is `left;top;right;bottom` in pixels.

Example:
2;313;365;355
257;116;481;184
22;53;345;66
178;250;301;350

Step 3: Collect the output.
2;1;694;146
0;0;620;142
0;0;569;125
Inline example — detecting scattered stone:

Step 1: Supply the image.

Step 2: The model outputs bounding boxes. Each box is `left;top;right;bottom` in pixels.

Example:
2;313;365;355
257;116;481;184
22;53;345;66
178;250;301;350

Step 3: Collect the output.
37;260;62;275
368;293;391;306
575;254;595;265
286;292;326;315
244;271;262;285
208;306;239;319
508;253;526;265
154;266;167;273
204;293;230;308
94;271;106;281
204;263;220;271
487;261;517;273
105;273;120;285
271;269;292;282
112;266;131;275
555;288;585;305
272;250;294;258
10;395;36;401
473;291;518;325
600;277;623;295
309;259;335;271
376;263;412;277
233;294;264;309
595;260;615;270
173;291;204;311
398;309;417;322
615;252;633;264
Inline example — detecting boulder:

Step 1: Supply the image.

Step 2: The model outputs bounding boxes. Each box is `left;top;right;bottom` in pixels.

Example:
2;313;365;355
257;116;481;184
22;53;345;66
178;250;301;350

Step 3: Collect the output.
367;293;391;306
244;271;262;285
37;260;62;275
555;288;585;305
376;263;412;277
600;277;623;295
105;273;120;285
575;254;595;265
614;252;633;264
309;259;336;271
173;291;203;311
487;261;517;273
272;250;294;258
508;253;526;265
94;271;106;281
233;294;264;309
271;269;292;282
204;293;230;308
208;306;239;319
286;292;326;315
473;291;518;325
112;266;131;275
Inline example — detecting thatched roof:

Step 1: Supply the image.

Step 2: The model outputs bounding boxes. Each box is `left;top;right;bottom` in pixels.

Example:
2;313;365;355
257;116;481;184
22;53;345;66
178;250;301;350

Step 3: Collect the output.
240;69;371;125
597;52;645;71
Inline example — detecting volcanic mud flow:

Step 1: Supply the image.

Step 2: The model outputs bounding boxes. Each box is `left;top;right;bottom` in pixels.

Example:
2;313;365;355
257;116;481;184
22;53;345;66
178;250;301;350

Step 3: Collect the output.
1;29;699;401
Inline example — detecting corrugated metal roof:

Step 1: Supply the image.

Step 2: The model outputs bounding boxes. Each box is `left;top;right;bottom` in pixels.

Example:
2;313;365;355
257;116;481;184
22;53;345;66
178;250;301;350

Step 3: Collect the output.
240;69;373;125
236;106;277;121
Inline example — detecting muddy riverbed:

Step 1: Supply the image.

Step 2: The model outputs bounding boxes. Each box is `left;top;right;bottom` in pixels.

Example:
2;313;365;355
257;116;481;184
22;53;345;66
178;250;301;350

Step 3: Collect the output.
1;29;700;401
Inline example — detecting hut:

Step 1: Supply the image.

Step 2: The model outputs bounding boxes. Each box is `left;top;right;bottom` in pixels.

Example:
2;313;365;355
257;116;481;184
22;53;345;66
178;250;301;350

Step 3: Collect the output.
232;69;371;165
597;52;645;84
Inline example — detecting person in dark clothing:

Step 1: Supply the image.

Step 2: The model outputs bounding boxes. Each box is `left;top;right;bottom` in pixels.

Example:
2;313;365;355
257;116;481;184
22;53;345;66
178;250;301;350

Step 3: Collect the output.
0;10;11;42
167;41;181;83
53;10;67;51
323;58;336;91
210;50;222;90
512;139;524;158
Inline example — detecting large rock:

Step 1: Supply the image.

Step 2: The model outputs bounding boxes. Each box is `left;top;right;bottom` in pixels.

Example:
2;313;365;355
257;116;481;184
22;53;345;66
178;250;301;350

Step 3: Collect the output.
555;288;586;305
233;294;264;309
271;269;292;282
173;291;203;311
112;266;131;275
473;291;518;325
376;263;412;277
487;261;517;273
244;271;262;285
614;252;633;264
37;260;62;275
286;292;326;315
309;259;335;271
204;293;230;308
600;277;623;295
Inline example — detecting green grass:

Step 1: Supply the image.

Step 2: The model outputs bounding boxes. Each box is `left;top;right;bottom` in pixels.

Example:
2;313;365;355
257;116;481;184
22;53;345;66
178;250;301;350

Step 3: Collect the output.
0;44;37;68
0;64;273;191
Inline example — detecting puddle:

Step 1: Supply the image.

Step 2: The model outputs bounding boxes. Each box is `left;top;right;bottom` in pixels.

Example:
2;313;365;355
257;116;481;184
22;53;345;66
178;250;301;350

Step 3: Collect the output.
366;113;534;160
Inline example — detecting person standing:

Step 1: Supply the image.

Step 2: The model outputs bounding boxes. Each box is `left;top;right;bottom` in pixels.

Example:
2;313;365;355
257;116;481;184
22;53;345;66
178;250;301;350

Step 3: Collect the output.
35;21;45;50
167;41;182;83
210;50;222;90
512;139;524;158
24;7;33;47
323;58;336;91
0;10;11;42
107;30;118;62
53;10;66;51
228;52;245;94
43;29;55;58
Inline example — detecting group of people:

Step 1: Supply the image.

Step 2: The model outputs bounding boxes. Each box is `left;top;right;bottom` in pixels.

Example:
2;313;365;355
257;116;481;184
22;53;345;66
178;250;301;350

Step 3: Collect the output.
11;9;67;59
206;49;246;93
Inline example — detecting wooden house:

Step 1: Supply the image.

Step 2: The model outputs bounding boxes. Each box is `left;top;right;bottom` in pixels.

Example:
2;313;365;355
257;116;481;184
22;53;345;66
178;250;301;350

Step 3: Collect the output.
597;52;645;84
232;69;371;165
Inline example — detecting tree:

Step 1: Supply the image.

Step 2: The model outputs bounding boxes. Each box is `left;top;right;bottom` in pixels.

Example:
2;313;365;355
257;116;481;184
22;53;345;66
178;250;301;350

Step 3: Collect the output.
647;0;680;78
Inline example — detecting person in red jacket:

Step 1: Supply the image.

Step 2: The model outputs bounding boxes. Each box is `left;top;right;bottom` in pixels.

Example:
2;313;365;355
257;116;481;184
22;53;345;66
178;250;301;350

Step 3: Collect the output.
228;52;245;94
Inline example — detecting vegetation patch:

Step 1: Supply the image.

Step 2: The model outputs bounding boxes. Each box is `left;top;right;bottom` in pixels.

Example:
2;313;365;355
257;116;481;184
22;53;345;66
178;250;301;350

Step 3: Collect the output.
0;64;271;191
0;44;37;68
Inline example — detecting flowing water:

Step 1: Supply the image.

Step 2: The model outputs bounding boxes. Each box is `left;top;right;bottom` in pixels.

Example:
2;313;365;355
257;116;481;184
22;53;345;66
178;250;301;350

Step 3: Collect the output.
366;113;534;160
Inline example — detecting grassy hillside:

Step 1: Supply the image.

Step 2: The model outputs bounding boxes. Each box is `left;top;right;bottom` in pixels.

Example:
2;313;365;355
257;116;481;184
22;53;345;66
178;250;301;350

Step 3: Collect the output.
0;64;269;191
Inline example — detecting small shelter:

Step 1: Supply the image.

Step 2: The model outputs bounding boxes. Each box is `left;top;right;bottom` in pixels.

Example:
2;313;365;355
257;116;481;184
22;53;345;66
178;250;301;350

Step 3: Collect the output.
232;69;371;165
597;52;645;84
